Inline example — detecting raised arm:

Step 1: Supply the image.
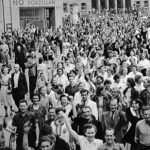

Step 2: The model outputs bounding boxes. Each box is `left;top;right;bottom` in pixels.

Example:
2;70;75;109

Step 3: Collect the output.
60;111;79;142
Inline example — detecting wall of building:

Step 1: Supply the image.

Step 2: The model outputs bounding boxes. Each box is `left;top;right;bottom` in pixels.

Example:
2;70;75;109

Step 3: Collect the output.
0;0;92;32
63;0;92;15
131;0;150;12
0;0;4;34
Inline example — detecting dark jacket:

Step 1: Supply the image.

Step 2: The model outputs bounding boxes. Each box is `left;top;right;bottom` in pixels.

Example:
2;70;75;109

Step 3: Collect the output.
11;72;28;96
123;107;142;144
140;89;150;105
72;115;104;141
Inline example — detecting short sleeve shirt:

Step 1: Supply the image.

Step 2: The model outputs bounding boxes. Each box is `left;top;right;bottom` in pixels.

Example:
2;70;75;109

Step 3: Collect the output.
79;136;103;150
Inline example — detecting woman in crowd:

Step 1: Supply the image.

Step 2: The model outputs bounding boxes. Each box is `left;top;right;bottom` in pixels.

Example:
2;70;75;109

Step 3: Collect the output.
0;65;13;117
123;78;139;108
123;99;143;150
28;93;47;130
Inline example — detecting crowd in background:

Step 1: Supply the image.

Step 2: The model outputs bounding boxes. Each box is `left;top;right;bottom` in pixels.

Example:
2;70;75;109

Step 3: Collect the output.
0;11;150;150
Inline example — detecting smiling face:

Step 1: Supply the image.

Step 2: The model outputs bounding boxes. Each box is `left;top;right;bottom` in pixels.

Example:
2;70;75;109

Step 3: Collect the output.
85;127;96;142
82;107;91;120
33;95;40;105
110;99;118;113
105;129;115;145
19;102;28;113
132;100;140;111
143;109;150;123
2;67;9;75
61;96;68;107
40;141;53;150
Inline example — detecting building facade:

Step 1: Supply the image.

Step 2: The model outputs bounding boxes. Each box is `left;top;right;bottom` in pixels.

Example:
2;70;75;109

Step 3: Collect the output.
131;0;150;12
62;0;92;23
92;0;150;13
0;0;92;34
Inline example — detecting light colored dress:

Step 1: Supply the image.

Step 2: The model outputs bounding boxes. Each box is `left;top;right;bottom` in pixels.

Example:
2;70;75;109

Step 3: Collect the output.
0;74;12;107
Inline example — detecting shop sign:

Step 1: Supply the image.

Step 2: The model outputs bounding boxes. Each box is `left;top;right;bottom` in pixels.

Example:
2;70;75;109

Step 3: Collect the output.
13;0;55;7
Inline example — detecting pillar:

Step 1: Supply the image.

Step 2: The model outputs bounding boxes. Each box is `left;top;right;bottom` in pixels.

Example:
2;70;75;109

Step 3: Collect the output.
105;0;109;11
122;0;125;13
114;0;117;13
97;0;101;13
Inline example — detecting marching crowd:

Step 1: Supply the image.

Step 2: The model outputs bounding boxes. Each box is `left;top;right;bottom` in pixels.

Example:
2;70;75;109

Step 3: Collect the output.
0;11;150;150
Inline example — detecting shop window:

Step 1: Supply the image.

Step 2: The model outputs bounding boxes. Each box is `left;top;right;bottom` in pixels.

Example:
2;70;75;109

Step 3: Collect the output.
63;3;68;13
144;1;149;8
81;3;87;12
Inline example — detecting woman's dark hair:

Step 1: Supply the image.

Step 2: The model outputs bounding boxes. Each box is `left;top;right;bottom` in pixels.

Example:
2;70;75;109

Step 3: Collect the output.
32;93;40;101
135;75;142;83
39;57;43;64
55;107;66;114
1;65;11;74
70;69;77;75
96;76;104;83
96;86;104;96
83;124;97;134
131;99;142;110
104;79;112;85
113;74;120;81
127;77;135;87
60;94;68;101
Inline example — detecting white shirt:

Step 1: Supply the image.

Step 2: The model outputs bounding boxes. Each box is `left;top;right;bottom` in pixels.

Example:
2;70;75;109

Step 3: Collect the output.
79;136;103;150
138;59;150;69
14;72;20;88
56;74;69;88
77;99;98;120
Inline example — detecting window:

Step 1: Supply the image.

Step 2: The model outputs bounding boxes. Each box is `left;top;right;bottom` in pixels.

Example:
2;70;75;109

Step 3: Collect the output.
144;1;149;7
81;3;87;12
136;1;140;7
70;5;73;14
63;3;68;13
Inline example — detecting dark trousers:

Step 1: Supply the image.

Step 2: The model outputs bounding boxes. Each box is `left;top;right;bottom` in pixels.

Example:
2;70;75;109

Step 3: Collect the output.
12;88;25;108
137;143;150;150
29;76;37;99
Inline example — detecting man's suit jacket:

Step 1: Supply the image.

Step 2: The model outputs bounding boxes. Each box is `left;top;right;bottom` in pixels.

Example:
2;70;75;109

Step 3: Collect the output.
11;72;28;96
101;110;127;143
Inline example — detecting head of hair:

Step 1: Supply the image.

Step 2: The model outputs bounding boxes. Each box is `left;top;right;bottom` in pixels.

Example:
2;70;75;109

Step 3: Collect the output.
40;124;52;137
104;79;112;85
135;75;142;83
39;57;43;64
39;135;54;147
83;124;97;134
127;77;135;87
96;76;104;83
105;128;115;136
80;89;89;94
55;107;66;114
70;69;77;75
131;99;142;110
48;107;56;112
82;106;92;113
19;100;28;106
1;65;10;74
32;93;40;100
113;74;120;81
96;86;104;96
60;94;68;101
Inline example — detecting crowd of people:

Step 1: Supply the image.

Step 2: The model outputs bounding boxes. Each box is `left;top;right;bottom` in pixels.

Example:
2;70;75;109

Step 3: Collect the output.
0;11;150;150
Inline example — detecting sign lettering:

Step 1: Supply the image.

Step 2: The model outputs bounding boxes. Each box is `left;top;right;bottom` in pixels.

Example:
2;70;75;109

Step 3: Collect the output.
13;0;55;6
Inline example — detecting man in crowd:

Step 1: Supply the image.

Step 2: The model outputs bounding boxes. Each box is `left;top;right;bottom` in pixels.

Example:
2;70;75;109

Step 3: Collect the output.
11;64;28;107
12;100;39;150
135;106;150;150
